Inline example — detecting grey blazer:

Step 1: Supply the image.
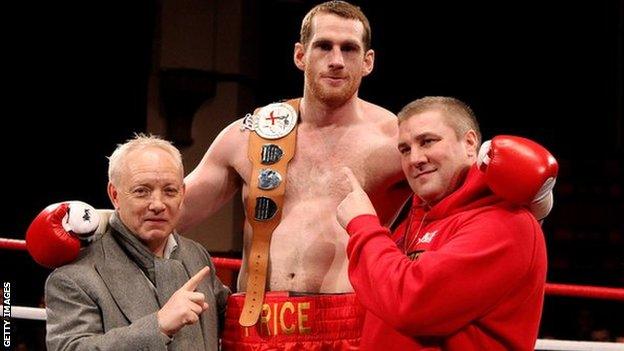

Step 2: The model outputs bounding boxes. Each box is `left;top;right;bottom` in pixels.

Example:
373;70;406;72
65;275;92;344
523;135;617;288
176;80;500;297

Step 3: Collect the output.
45;230;230;351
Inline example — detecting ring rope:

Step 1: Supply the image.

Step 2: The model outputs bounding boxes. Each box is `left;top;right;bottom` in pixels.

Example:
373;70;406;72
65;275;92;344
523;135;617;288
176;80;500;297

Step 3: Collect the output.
1;306;620;351
0;238;28;251
0;305;46;321
534;339;624;351
3;237;623;350
2;237;624;301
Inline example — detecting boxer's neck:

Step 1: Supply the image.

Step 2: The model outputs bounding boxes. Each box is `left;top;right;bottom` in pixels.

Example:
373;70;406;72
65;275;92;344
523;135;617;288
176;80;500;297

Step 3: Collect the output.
299;94;362;128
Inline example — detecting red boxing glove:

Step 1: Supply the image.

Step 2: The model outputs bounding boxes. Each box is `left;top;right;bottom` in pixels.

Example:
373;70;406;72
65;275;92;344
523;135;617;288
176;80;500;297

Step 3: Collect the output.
477;135;558;217
26;201;100;268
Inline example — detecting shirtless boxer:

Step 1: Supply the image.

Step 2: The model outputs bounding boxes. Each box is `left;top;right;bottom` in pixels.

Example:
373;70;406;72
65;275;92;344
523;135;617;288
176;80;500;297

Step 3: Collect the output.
27;2;407;349
27;2;553;349
180;2;409;348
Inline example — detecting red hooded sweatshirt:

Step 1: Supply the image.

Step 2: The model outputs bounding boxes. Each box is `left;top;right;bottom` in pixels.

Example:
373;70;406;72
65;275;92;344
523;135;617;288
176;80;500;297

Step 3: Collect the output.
346;165;547;351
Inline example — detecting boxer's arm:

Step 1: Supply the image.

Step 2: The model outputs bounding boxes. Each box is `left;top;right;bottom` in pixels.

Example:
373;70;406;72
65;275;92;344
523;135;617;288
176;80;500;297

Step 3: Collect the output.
179;120;246;233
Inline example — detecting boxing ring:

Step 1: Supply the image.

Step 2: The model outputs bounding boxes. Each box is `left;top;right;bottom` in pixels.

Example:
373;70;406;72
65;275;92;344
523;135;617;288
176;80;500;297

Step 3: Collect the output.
2;237;623;350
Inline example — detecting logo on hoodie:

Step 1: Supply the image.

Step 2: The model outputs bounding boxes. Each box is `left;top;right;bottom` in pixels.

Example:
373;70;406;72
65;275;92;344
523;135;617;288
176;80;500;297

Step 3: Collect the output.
417;230;438;244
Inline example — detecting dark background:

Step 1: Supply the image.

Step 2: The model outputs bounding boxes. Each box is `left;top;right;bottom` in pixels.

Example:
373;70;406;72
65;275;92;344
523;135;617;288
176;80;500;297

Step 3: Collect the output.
2;0;623;349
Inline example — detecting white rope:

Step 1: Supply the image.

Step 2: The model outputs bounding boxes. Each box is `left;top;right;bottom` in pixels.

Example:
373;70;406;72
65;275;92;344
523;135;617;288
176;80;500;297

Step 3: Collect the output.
535;339;624;351
0;305;47;321
2;306;623;350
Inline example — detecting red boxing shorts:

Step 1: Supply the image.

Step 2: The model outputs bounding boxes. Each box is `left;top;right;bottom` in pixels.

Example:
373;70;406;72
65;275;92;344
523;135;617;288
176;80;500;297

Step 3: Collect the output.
221;292;364;350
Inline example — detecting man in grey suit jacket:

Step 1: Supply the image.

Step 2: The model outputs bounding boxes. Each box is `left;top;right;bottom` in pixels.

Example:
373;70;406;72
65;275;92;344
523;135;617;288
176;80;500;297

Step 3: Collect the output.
44;134;230;350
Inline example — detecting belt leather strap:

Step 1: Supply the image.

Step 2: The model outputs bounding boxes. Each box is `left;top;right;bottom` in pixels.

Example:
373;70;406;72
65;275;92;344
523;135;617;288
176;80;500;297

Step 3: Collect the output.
239;99;299;327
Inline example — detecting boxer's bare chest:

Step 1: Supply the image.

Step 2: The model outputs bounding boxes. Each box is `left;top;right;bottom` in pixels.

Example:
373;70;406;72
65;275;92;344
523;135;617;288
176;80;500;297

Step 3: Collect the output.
233;122;400;203
286;124;396;200
233;118;407;292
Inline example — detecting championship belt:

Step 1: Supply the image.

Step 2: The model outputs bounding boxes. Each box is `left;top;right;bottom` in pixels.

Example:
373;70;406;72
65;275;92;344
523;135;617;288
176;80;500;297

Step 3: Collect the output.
239;99;299;327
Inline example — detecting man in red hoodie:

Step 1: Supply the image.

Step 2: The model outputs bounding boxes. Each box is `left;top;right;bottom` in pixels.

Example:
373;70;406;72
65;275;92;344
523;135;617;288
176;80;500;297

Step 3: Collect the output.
336;96;558;350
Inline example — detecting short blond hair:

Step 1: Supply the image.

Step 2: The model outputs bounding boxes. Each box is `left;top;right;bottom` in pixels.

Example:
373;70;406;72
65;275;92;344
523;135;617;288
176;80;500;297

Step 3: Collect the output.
398;96;482;146
107;133;183;186
300;1;372;51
